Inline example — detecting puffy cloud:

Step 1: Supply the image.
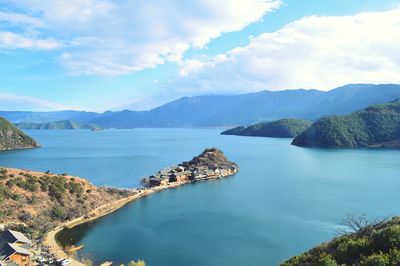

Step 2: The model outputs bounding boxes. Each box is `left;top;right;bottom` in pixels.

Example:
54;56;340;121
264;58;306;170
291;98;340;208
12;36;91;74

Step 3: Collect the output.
172;8;400;93
0;93;78;111
1;0;281;75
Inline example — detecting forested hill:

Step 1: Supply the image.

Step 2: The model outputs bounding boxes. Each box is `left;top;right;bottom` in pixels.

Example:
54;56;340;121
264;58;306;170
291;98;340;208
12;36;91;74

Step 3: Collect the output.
0;117;39;151
15;120;102;130
221;118;311;138
292;101;400;148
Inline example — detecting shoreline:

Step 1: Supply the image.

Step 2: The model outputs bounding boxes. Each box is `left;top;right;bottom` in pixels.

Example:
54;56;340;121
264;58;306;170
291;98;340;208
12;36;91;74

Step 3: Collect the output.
43;173;237;265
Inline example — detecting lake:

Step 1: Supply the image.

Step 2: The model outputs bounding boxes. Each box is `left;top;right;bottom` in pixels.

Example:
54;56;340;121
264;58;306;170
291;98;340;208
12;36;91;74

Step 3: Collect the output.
1;128;400;265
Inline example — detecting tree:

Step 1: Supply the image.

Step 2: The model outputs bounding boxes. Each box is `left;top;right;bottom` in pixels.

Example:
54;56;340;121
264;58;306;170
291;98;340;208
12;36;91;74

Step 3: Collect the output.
128;260;146;266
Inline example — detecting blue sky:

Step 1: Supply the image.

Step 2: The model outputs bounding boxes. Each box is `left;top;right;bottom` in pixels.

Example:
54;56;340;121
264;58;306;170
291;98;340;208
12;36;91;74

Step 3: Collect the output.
0;0;399;111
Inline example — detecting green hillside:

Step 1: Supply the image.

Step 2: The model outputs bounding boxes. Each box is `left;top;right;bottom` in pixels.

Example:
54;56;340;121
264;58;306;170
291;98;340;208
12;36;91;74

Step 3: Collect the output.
292;101;400;148
282;216;400;266
15;120;102;130
0;117;39;151
221;118;312;138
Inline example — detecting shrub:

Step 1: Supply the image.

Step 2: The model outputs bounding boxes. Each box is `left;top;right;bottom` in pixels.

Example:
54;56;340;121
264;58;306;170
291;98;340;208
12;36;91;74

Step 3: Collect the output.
373;225;400;251
316;254;338;266
334;236;372;264
388;248;400;265
51;206;66;220
359;252;389;266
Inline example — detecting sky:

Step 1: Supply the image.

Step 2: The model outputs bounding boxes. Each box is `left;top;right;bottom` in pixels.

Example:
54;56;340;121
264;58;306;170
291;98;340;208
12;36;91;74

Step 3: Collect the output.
0;0;399;112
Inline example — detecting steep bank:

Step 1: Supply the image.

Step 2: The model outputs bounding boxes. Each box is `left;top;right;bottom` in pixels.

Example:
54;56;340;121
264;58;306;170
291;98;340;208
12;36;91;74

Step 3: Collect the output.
0;117;39;151
292;101;400;148
282;217;400;266
221;118;311;138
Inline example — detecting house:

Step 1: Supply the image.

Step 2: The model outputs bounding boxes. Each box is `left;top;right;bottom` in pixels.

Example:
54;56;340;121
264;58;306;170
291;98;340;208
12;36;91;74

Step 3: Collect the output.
149;177;162;186
0;230;31;266
169;174;178;182
174;166;185;172
196;166;208;172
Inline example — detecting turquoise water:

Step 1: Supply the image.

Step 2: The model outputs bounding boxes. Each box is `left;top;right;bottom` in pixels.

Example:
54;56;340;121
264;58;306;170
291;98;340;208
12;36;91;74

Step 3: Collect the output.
2;129;400;265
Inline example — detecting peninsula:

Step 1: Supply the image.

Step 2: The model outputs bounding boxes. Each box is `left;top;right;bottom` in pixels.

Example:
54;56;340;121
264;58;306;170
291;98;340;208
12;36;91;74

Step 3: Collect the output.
0;148;238;265
0;117;40;151
221;118;311;138
292;101;400;148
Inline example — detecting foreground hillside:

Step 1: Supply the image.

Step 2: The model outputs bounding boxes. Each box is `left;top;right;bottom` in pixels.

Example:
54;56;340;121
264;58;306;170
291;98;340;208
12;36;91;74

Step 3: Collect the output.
292;101;400;148
15;120;102;130
282;217;400;266
0;167;133;238
1;84;400;127
221;118;311;138
0;117;39;151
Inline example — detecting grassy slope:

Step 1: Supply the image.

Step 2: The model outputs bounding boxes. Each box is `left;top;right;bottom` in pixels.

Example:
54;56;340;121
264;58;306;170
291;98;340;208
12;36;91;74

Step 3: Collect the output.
0;167;133;238
221;118;312;138
292;102;400;148
0;117;39;150
282;217;400;266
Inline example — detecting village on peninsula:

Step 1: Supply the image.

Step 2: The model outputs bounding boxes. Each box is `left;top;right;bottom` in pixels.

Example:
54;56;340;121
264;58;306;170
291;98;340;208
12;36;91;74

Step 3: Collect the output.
0;146;238;266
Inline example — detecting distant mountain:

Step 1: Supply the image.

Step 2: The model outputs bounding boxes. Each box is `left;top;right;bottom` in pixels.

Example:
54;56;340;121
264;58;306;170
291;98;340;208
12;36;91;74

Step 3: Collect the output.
15;120;102;130
292;101;400;148
0;110;101;124
0;117;39;151
221;118;312;138
2;84;400;128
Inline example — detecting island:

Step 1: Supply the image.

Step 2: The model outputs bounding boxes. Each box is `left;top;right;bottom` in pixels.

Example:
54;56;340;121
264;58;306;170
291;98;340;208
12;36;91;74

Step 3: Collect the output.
221;118;312;138
0;148;238;265
0;117;40;151
282;216;400;266
15;120;102;131
292;101;400;148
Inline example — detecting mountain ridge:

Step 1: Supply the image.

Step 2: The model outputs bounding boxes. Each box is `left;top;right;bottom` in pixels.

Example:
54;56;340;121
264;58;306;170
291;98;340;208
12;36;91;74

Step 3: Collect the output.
1;84;400;128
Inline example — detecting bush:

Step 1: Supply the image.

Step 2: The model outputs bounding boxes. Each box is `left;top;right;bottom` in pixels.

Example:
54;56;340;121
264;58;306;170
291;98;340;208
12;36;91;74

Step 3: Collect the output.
388;248;400;265
334;236;372;263
51;206;66;220
68;182;83;194
373;225;400;251
316;253;338;266
360;252;389;266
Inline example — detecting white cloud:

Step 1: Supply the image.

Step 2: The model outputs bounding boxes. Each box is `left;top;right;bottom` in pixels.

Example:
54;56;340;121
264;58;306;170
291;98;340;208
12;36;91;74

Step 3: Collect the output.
172;8;400;94
0;93;78;111
0;31;59;49
3;0;281;75
0;11;43;27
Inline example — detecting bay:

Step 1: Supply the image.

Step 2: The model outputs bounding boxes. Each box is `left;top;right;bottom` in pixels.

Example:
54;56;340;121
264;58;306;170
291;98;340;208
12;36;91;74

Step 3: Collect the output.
1;128;400;265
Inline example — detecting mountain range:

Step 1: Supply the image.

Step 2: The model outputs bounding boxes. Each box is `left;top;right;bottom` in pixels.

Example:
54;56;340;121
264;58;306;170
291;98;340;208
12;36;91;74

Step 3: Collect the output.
1;84;400;128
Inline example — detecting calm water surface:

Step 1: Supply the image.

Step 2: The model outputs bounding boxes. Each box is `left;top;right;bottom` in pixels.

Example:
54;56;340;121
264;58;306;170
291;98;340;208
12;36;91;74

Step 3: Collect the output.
1;129;400;265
